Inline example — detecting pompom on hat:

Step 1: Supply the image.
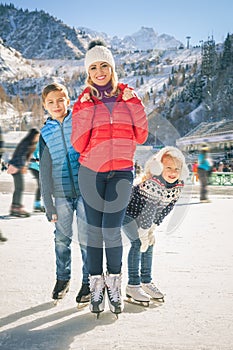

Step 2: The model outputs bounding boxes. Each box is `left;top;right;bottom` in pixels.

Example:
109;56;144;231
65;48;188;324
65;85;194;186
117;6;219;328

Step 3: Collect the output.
144;146;189;181
84;39;115;73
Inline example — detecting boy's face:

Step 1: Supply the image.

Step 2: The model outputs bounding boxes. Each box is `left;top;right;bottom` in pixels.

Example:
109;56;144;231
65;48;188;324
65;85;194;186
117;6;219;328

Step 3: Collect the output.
161;155;181;183
43;90;70;122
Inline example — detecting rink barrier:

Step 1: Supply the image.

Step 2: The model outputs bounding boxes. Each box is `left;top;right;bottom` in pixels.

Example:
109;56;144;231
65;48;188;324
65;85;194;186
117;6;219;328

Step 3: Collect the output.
188;172;233;186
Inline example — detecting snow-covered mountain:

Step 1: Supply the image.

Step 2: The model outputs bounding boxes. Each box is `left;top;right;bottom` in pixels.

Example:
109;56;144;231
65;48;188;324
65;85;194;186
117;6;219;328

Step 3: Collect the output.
0;4;183;60
116;27;182;51
0;38;39;79
0;4;86;59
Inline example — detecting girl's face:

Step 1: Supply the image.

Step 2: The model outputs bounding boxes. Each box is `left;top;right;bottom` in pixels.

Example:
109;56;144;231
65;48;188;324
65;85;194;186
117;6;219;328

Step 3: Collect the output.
88;61;112;86
43;90;70;122
161;155;182;183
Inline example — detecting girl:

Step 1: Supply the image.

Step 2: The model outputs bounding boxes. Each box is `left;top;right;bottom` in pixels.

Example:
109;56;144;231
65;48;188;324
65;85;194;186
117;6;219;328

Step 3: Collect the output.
123;146;189;304
71;39;148;316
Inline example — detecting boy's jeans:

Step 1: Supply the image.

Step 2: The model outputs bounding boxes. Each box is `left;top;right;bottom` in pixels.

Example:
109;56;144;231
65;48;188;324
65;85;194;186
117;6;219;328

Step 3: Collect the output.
54;195;88;283
123;215;153;285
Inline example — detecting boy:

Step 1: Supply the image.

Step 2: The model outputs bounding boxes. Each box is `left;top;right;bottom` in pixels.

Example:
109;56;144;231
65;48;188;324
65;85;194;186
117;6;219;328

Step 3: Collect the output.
39;83;90;304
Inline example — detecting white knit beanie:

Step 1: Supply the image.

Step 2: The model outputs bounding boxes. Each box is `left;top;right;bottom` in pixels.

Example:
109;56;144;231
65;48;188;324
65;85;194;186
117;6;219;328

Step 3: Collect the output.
84;43;115;73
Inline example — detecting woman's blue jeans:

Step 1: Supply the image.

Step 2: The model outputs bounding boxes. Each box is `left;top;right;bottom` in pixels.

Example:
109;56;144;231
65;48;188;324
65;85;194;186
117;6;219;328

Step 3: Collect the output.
123;215;153;285
54;195;88;283
78;166;133;275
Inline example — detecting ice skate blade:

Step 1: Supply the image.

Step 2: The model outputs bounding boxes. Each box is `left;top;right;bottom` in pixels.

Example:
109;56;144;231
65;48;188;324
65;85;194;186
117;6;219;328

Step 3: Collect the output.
109;310;121;319
151;296;165;303
77;302;89;310
91;310;104;319
52;292;69;306
111;312;119;319
125;296;150;307
53;296;69;306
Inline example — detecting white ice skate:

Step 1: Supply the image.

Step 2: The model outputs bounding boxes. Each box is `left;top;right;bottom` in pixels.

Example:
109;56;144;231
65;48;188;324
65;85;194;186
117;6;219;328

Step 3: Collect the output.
105;273;123;317
125;284;150;307
141;282;164;302
89;275;105;318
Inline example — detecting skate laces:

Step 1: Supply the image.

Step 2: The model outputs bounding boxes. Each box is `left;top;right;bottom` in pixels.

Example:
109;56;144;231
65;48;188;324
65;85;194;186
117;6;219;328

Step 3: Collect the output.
106;275;121;302
90;276;104;302
145;282;160;293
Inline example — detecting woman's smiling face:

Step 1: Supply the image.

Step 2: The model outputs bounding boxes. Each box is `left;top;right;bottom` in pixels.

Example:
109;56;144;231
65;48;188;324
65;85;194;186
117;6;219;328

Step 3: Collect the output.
88;61;112;86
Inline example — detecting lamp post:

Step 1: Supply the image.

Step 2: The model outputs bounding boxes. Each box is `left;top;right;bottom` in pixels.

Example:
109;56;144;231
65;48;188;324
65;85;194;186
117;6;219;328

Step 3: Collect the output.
186;36;191;49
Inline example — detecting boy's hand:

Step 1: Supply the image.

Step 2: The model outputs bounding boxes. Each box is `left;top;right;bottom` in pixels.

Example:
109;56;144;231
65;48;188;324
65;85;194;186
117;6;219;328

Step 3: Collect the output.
51;214;58;222
46;210;57;222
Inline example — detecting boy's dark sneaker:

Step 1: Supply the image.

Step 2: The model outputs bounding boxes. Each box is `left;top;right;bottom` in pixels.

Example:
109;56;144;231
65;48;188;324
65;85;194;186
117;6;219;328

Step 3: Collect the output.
52;280;70;300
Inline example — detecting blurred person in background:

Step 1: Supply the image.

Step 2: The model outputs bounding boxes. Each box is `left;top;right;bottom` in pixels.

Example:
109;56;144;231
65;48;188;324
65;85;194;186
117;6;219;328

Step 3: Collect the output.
217;161;224;172
28;141;45;212
197;145;212;203
7;128;40;217
0;126;4;173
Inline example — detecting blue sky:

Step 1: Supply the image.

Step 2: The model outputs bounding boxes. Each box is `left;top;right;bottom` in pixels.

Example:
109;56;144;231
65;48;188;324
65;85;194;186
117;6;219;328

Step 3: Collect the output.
1;0;232;45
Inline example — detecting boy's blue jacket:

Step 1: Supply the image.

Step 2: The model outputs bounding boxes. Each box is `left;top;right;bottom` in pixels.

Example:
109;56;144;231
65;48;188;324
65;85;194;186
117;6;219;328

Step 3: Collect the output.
39;110;80;219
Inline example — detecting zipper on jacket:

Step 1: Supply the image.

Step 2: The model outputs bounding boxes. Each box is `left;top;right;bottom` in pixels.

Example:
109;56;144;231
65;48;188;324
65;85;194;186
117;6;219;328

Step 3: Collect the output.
108;110;113;169
60;121;78;198
97;100;114;170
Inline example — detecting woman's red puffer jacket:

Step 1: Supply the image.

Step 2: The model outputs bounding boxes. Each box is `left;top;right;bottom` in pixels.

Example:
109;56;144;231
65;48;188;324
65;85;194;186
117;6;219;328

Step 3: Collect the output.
71;83;148;172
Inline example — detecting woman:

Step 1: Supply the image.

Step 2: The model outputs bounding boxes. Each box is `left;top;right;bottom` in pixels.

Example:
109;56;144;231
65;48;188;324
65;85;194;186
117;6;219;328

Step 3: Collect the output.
8;128;40;217
71;40;148;316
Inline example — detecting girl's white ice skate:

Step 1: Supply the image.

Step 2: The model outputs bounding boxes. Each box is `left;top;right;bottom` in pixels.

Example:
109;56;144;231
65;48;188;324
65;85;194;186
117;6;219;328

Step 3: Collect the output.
141;282;164;302
125;284;150;307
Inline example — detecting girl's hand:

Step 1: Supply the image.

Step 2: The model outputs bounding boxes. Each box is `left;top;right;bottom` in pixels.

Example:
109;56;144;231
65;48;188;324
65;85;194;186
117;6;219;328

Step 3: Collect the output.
122;88;136;101
80;93;92;103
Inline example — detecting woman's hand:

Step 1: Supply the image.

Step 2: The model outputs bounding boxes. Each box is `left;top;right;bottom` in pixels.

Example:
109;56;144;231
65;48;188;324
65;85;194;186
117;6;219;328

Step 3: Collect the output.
122;88;136;101
80;93;92;103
